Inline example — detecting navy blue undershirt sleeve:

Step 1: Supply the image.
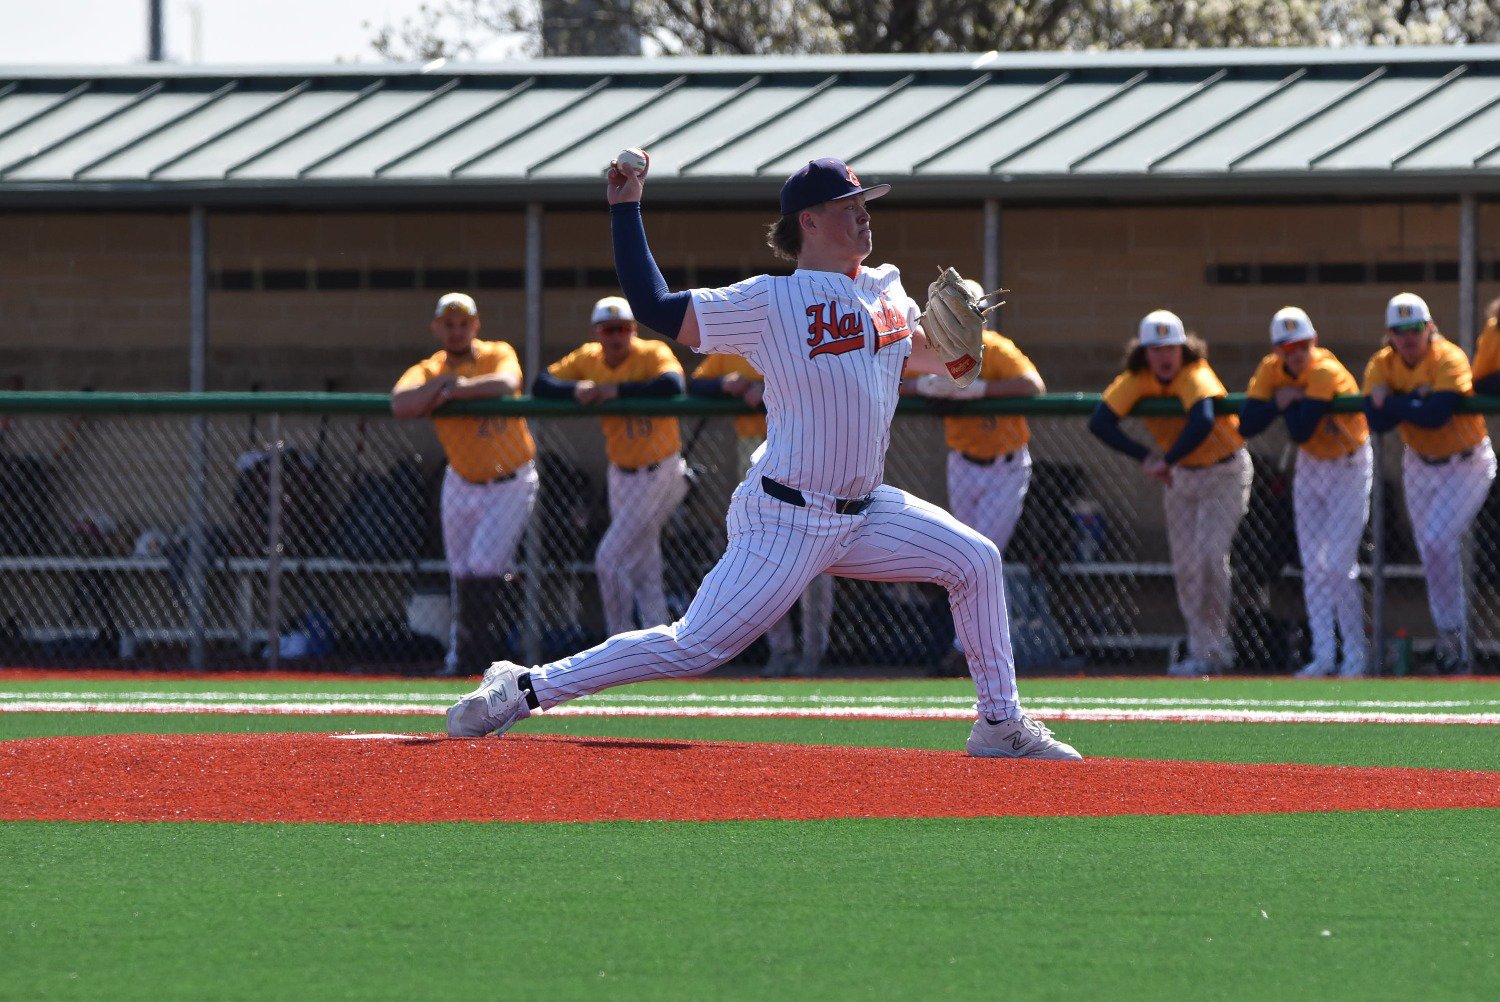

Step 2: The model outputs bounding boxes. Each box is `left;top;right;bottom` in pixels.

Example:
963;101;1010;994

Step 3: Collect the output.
531;372;576;400
611;202;691;340
1385;390;1459;429
1475;373;1500;396
1088;402;1150;462
688;376;729;397
616;372;684;398
1283;398;1330;443
1237;398;1279;439
1163;398;1216;465
1364;397;1401;434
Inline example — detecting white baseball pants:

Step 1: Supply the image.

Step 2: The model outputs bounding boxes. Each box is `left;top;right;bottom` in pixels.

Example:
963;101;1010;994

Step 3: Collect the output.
1402;437;1496;633
1162;449;1252;667
1294;445;1372;670
947;447;1032;556
441;463;538;578
598;457;689;635
442;463;538;669
532;480;1020;721
738;435;833;661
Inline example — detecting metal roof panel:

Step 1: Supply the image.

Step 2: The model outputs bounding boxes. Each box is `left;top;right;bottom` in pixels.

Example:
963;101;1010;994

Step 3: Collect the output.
378;84;583;178
232;88;439;179
1151;75;1356;173
527;82;747;177
6;91;206;179
1235;74;1441;171
999;77;1208;174
0;91;135;173
151;87;350;179
918;79;1124;174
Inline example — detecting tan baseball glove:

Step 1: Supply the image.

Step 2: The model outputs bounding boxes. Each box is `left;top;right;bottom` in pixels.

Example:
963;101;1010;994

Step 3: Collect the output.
920;268;1005;388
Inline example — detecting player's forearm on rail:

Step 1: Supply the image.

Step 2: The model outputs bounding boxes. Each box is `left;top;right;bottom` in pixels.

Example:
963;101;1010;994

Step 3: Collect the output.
1087;403;1151;462
390;383;441;419
1283;399;1329;443
1473;372;1500;396
1236;398;1279;438
986;373;1044;397
616;373;684;398
448;374;519;400
1162;398;1215;465
531;373;577;400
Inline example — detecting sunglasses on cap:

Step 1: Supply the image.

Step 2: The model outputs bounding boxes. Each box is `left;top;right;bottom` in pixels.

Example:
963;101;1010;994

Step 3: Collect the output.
1389;322;1427;335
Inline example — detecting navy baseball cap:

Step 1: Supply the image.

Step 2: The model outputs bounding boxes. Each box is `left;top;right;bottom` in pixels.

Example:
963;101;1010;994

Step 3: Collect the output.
779;158;891;217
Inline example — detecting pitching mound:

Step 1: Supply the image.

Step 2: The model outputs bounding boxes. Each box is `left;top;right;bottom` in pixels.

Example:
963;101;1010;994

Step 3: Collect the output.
2;732;1495;823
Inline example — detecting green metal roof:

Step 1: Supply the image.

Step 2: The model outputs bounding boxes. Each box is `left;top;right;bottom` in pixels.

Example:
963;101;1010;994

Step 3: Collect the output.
2;46;1499;207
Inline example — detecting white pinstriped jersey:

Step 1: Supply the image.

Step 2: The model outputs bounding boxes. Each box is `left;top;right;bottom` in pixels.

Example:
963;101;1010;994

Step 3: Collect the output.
690;264;918;498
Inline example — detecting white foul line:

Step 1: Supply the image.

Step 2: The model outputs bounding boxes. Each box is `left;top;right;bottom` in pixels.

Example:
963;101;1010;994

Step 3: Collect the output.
1;698;1497;726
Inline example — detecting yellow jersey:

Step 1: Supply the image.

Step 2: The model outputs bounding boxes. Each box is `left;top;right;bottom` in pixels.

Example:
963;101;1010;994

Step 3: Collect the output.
549;337;683;468
1472;317;1500;386
1362;335;1487;459
1245;346;1368;460
395;339;535;483
694;353;766;440
943;330;1036;459
1102;359;1243;468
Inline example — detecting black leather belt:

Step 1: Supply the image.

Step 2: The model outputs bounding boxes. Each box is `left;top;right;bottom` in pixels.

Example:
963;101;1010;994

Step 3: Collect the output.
617;461;663;474
1417;447;1475;467
465;469;519;485
960;451;1016;467
762;476;873;516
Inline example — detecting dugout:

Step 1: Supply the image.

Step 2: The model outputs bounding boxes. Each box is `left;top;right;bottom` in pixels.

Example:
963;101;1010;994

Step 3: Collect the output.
1;47;1498;672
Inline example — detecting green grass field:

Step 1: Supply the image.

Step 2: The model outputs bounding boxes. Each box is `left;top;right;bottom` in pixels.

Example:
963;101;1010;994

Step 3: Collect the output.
2;674;1497;1000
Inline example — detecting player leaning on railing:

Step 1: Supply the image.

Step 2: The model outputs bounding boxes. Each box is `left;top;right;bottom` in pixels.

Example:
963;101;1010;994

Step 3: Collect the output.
1363;293;1496;675
445;150;1081;760
1087;311;1251;678
1238;307;1371;679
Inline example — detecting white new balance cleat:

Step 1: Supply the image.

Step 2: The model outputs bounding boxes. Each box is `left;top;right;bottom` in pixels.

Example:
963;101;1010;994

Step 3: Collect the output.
1295;660;1336;679
446;660;533;738
966;712;1083;761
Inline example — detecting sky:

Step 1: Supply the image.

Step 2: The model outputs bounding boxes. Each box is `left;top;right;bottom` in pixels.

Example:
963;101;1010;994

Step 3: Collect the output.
0;0;524;66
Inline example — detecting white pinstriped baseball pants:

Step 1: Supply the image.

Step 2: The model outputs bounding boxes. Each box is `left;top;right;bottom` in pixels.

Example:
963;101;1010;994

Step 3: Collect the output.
1402;437;1496;633
1162;449;1252;667
1293;445;1371;670
531;480;1020;721
597;457;688;635
736;435;834;661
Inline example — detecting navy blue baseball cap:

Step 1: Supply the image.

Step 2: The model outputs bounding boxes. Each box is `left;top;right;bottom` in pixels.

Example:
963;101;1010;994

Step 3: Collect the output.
779;158;891;217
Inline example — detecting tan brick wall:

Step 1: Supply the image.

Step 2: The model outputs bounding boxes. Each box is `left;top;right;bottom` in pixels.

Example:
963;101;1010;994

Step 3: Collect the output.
1;202;1496;393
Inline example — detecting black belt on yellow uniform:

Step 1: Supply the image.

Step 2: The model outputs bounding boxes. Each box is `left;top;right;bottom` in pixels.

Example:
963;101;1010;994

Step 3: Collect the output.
762;476;873;516
1416;447;1477;467
959;451;1017;467
617;460;663;474
464;469;519;485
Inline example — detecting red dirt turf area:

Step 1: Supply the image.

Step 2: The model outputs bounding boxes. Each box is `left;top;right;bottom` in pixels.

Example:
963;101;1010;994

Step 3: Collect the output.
2;732;1497;823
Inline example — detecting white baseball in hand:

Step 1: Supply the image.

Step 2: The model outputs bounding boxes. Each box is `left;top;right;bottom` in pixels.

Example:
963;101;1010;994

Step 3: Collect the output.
615;147;648;177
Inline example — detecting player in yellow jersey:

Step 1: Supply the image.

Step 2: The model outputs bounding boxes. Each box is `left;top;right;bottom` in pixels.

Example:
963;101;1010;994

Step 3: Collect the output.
534;296;688;636
690;352;833;676
1240;307;1371;678
392;293;537;676
901;282;1044;674
1088;310;1251;676
1473;296;1500;396
1364;292;1496;673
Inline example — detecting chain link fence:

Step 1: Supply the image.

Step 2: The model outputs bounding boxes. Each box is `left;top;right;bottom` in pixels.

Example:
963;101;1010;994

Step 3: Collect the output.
0;393;1494;676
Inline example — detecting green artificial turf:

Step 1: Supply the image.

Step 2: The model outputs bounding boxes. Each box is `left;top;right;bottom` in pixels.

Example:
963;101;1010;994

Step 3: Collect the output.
2;812;1495;1001
3;710;1497;771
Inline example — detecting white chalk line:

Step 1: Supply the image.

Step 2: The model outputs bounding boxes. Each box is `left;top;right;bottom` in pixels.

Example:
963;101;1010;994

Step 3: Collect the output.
1;690;1496;711
2;698;1497;726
